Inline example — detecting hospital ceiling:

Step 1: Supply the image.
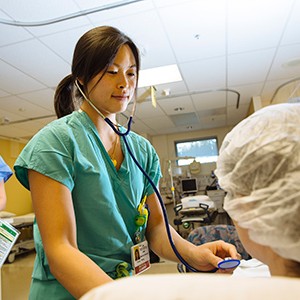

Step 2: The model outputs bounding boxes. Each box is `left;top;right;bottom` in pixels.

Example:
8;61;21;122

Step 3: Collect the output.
0;0;300;142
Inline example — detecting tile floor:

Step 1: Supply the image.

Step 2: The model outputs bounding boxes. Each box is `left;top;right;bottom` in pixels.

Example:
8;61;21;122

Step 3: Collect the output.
1;251;178;300
1;251;35;300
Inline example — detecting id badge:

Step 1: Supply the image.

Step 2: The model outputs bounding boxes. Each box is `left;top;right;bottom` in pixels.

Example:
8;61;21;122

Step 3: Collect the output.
131;240;151;275
0;219;20;268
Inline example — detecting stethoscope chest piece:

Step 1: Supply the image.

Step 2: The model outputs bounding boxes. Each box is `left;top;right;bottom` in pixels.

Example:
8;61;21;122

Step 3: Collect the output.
218;258;240;269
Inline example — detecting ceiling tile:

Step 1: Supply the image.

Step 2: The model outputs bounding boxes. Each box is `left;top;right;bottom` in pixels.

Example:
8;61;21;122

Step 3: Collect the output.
134;101;166;118
0;109;24;122
180;56;226;91
228;49;276;86
146;81;189;98
18;88;56;112
39;25;93;63
130;118;156;135
0;89;9;97
278;0;300;45
192;92;226;111
261;78;293;103
0;11;33;46
158;95;194;115
91;9;177;69
142;115;175;130
158;0;227;62
0;0;299;140
0;60;45;94
0;95;53;118
228;83;265;106
84;0;155;24
268;43;300;80
0;39;71;86
0;0;90;36
227;0;294;53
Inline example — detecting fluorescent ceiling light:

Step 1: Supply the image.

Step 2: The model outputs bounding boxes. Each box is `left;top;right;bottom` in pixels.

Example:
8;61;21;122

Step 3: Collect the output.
138;64;182;88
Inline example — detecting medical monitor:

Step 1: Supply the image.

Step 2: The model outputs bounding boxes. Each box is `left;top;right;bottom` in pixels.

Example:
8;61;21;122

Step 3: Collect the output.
181;178;198;195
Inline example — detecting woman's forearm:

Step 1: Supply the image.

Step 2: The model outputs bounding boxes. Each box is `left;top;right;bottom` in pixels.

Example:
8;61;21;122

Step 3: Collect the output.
46;243;113;299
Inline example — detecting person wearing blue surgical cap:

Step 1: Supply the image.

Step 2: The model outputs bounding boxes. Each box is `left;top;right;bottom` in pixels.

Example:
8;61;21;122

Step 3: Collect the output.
0;155;13;211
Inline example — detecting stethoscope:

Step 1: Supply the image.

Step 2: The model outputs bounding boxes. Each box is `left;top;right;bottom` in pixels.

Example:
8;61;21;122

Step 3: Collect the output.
75;80;240;272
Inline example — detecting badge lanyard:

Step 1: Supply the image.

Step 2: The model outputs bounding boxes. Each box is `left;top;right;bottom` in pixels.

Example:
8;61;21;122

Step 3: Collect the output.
134;194;148;244
131;195;151;275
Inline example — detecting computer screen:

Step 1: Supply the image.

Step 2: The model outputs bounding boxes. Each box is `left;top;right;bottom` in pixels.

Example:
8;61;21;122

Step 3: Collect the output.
181;178;198;194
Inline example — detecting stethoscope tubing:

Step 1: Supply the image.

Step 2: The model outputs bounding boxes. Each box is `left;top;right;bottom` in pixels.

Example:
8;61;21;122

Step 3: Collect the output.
121;133;199;272
105;117;132;137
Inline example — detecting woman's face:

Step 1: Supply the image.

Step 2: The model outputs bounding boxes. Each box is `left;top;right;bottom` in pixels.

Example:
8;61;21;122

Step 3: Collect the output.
85;44;137;117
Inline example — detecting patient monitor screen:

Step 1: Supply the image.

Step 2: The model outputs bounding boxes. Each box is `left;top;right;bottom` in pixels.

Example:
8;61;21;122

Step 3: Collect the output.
181;178;198;194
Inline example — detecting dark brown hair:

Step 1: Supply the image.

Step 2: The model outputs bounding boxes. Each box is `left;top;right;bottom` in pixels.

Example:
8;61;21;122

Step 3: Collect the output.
54;26;140;118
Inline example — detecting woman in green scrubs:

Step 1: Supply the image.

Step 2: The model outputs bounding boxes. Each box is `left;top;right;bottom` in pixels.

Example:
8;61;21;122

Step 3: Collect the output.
14;26;239;300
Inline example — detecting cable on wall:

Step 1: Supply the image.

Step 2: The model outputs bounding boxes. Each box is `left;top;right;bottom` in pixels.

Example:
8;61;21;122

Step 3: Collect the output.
0;0;144;27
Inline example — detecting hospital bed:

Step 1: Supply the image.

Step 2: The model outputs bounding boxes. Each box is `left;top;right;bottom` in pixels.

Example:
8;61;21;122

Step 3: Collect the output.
0;212;35;263
173;195;217;235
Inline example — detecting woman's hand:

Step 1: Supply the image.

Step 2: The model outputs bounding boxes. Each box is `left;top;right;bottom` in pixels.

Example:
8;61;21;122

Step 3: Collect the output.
186;240;241;273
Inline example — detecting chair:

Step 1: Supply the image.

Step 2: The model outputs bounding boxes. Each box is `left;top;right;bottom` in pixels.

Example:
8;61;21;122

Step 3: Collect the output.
177;224;251;272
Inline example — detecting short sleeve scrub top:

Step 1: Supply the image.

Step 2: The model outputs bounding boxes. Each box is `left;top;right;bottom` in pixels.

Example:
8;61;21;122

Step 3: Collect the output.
14;110;161;300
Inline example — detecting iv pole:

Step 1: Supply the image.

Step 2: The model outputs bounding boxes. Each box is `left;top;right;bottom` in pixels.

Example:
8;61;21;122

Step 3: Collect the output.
167;156;196;206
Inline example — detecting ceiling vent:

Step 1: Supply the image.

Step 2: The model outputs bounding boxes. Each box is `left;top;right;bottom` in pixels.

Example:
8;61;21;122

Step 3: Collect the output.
169;112;199;126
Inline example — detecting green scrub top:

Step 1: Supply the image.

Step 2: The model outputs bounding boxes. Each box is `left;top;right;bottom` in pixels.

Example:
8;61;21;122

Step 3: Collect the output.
14;110;161;300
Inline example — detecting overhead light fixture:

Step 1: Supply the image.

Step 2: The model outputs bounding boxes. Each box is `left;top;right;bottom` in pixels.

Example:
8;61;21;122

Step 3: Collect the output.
138;64;182;88
282;57;300;68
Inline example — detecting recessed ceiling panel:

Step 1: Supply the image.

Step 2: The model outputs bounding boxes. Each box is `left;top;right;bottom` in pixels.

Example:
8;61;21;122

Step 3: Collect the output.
169;112;199;126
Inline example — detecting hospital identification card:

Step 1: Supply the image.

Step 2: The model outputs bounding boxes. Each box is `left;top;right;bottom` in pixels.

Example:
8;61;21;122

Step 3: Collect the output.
0;219;20;268
131;240;151;275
